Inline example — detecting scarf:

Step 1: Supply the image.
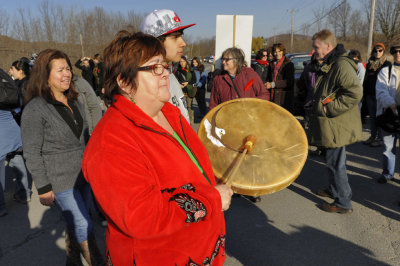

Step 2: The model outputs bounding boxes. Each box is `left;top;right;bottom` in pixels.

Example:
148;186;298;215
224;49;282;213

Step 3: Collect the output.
273;56;285;82
256;59;269;66
368;55;386;72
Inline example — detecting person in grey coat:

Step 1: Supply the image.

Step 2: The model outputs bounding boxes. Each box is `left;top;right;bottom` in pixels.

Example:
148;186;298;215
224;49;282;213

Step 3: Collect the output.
73;75;102;134
21;49;104;265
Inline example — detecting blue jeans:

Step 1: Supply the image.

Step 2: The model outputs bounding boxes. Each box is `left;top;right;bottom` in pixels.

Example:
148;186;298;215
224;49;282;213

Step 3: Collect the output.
325;147;352;209
365;95;382;140
54;183;93;243
8;154;32;200
381;130;398;179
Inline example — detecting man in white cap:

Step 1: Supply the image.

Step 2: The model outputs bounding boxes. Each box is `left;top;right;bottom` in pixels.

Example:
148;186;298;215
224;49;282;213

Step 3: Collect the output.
141;9;195;122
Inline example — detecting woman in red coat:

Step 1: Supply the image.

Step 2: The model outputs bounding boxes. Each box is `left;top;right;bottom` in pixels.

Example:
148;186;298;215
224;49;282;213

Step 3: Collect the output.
82;31;233;266
209;47;269;111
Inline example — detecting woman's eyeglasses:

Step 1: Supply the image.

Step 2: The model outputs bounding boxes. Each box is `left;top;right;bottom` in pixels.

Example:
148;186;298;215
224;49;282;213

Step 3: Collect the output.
391;50;400;55
374;49;384;53
222;58;235;62
137;64;169;75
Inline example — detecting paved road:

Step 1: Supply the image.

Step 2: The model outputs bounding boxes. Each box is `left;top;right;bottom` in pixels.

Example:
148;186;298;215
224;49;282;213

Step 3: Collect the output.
1;92;400;265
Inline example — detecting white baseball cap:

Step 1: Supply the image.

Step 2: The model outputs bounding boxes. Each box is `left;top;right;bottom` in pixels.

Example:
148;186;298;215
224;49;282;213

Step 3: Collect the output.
140;9;195;37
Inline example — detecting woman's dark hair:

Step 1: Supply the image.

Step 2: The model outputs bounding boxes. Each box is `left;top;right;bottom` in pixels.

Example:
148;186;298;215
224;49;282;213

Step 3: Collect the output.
191;57;204;72
103;31;166;105
273;43;286;55
222;47;246;75
348;50;361;62
255;49;267;60
26;49;78;103
11;58;31;79
93;53;102;61
179;56;191;70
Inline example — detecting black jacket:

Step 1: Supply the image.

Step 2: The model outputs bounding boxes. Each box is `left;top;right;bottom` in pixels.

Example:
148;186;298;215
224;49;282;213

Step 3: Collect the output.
75;59;96;90
363;58;391;96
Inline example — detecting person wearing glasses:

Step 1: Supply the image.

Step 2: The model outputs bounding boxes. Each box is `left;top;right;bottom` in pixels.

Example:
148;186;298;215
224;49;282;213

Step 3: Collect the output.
375;42;400;184
140;9;193;123
209;47;268;111
252;48;269;83
82;31;233;266
363;43;391;147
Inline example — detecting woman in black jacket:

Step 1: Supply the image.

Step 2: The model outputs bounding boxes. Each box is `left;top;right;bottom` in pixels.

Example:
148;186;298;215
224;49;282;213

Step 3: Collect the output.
363;43;391;147
75;57;96;90
174;56;196;124
266;43;295;112
9;58;31;107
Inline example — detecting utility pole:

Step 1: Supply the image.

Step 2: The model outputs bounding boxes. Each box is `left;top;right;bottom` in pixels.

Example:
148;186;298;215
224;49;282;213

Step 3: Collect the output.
367;0;376;61
273;27;278;44
288;9;297;53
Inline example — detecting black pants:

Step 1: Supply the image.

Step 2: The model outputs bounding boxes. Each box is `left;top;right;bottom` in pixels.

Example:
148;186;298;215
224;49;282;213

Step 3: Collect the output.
195;87;208;116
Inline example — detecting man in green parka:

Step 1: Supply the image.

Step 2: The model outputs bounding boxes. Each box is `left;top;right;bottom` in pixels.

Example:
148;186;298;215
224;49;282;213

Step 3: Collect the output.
309;30;362;213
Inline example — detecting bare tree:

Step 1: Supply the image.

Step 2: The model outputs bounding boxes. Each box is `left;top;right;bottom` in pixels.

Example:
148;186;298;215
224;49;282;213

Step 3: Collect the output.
302;23;311;36
126;10;143;33
0;9;10;36
313;6;326;32
12;8;34;42
375;0;400;45
327;8;339;36
38;0;55;42
349;9;365;40
336;0;351;40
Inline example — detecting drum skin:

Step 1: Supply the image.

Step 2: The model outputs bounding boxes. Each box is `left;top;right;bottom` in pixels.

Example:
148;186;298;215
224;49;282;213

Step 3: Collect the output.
198;98;308;196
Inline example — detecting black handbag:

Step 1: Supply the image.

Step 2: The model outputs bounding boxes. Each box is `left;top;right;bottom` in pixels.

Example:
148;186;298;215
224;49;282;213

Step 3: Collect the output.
376;107;400;133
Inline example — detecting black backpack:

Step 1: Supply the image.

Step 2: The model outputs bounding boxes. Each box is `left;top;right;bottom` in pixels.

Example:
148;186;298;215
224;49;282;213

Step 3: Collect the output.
206;68;222;92
0;68;19;110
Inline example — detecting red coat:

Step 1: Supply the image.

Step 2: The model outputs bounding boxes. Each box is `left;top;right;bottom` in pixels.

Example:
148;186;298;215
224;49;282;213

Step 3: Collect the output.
209;67;269;110
82;95;226;266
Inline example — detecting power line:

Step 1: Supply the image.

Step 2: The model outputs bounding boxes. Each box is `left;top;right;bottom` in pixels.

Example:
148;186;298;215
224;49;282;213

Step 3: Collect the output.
293;0;345;34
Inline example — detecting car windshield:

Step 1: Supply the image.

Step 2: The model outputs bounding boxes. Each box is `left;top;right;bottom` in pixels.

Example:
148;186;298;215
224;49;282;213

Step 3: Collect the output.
290;55;311;71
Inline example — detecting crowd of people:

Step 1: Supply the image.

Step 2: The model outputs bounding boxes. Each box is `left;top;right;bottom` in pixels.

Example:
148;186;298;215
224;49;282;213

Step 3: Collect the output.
0;7;400;266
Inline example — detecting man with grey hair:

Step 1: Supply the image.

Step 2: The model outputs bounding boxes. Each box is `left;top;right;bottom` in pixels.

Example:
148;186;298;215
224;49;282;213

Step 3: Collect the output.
140;9;194;122
310;29;362;213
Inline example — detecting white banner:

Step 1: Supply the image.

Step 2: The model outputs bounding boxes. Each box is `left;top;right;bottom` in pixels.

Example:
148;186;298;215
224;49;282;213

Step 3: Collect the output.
215;15;254;68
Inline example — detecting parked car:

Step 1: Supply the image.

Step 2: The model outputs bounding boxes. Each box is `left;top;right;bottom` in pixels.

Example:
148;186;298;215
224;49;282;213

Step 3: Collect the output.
286;53;312;79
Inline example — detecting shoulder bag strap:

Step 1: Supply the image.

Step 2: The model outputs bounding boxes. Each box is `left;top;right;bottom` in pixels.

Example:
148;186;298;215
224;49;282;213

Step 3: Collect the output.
230;76;241;98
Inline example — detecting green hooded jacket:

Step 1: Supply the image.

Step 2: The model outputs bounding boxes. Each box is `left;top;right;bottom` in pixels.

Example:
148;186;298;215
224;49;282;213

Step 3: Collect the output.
309;45;363;148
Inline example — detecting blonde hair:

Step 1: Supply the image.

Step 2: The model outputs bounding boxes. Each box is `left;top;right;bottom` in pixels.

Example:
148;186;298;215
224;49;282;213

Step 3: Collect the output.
312;29;337;47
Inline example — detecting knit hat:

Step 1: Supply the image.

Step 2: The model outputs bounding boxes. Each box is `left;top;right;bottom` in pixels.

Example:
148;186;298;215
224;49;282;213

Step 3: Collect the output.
140;9;195;37
390;42;400;54
374;43;386;51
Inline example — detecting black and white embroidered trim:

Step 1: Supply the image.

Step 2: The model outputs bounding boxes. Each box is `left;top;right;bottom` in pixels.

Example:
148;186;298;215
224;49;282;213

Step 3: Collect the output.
161;183;196;194
170;193;207;223
185;234;226;266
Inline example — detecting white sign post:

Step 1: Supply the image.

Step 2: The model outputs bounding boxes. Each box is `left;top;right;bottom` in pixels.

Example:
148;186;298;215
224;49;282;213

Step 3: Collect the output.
215;15;254;68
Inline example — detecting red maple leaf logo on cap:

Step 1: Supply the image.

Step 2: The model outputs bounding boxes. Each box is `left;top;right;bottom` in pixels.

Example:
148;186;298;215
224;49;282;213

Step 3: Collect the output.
173;12;181;23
